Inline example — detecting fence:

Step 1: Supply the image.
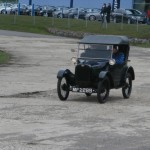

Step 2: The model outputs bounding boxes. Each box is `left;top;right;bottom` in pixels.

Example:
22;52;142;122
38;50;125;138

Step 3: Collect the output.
0;0;149;32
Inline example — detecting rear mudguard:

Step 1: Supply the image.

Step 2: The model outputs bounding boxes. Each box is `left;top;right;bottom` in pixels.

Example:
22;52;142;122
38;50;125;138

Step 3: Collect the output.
127;66;135;80
119;66;135;87
121;66;135;82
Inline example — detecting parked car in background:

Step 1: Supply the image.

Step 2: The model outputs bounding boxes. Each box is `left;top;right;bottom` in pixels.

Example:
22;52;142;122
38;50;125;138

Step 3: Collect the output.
112;8;146;24
52;7;70;18
126;9;147;24
10;4;28;15
68;8;86;19
26;5;42;16
85;8;102;21
0;3;12;14
40;6;56;17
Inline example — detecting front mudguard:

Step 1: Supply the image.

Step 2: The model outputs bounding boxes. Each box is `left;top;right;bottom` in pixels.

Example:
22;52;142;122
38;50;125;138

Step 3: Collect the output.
99;71;114;88
57;69;75;86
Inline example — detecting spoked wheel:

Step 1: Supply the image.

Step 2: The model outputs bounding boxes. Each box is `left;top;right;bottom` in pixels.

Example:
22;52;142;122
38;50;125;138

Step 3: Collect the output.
97;77;110;104
57;77;69;101
122;73;132;99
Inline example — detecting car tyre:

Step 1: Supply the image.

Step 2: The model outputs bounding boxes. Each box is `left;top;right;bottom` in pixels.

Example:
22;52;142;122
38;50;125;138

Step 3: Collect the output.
57;77;69;101
89;15;96;21
1;9;6;14
85;93;92;97
73;14;77;19
114;17;117;23
57;13;63;18
127;18;131;24
122;73;132;99
97;77;110;104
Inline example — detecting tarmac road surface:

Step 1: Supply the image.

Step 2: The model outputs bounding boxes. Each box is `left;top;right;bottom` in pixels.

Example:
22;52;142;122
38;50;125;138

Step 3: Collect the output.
0;30;150;150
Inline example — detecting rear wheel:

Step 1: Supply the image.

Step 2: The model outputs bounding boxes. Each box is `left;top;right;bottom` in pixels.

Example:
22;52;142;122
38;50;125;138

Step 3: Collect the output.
97;77;110;104
57;77;69;101
122;73;132;99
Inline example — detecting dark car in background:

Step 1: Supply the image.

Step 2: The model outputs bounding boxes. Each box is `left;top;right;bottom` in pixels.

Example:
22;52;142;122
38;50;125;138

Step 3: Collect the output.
112;8;146;24
26;5;42;16
10;4;28;15
57;35;135;103
40;6;56;17
68;8;87;19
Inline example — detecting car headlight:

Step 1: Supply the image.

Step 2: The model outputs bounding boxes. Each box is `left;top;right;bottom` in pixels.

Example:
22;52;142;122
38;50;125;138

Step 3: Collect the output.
71;57;77;64
109;59;116;65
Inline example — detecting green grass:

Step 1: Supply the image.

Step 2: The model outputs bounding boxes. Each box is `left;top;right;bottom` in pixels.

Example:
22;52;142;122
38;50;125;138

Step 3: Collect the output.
0;14;150;38
0;14;149;63
130;42;150;48
0;51;10;64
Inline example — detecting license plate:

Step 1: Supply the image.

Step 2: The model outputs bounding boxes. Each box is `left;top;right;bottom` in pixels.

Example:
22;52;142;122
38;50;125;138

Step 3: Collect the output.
72;87;93;93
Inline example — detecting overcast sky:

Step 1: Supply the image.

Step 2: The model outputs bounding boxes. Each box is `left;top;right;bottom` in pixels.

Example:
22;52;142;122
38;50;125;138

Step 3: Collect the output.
19;0;132;9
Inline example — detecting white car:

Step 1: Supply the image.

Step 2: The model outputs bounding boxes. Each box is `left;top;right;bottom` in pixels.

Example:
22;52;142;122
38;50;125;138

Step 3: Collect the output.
85;8;102;21
0;3;12;14
52;7;70;18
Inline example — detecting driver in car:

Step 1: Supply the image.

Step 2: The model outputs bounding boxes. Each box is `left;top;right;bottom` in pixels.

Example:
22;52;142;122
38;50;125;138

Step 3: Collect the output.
112;45;125;64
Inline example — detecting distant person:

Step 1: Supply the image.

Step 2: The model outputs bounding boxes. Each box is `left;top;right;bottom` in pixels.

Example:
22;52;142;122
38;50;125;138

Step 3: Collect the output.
101;3;107;23
147;7;150;25
112;46;124;64
106;3;111;23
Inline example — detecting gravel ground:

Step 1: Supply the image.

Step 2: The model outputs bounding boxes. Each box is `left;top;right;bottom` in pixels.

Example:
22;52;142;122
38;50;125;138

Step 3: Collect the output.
0;30;150;150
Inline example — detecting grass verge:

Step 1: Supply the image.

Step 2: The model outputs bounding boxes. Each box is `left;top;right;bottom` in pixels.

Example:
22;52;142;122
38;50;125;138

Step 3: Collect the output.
0;14;150;47
0;51;11;64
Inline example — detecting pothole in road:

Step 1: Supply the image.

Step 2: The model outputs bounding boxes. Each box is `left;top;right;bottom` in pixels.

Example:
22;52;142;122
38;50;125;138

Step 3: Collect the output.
0;89;57;98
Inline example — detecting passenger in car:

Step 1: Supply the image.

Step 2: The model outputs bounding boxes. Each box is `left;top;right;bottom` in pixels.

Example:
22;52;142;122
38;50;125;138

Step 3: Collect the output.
112;45;125;64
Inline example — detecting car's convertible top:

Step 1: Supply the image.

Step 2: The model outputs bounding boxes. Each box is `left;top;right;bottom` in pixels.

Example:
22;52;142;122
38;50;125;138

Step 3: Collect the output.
79;35;129;45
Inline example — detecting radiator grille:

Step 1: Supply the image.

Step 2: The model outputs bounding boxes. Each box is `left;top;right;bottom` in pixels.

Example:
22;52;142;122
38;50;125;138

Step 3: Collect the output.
75;65;92;87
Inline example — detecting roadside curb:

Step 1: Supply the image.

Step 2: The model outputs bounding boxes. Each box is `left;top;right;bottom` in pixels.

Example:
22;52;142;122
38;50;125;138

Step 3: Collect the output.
48;28;150;44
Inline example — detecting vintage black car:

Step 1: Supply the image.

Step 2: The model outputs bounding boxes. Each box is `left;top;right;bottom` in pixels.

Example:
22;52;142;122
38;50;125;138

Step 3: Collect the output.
57;35;135;103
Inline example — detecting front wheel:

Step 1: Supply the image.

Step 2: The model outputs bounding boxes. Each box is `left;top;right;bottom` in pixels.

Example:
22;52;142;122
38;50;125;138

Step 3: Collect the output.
122;73;132;99
57;77;69;101
89;15;96;21
97;77;110;104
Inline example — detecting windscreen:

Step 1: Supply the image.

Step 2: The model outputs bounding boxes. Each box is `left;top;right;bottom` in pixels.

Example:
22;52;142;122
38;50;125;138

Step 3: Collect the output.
78;44;112;60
